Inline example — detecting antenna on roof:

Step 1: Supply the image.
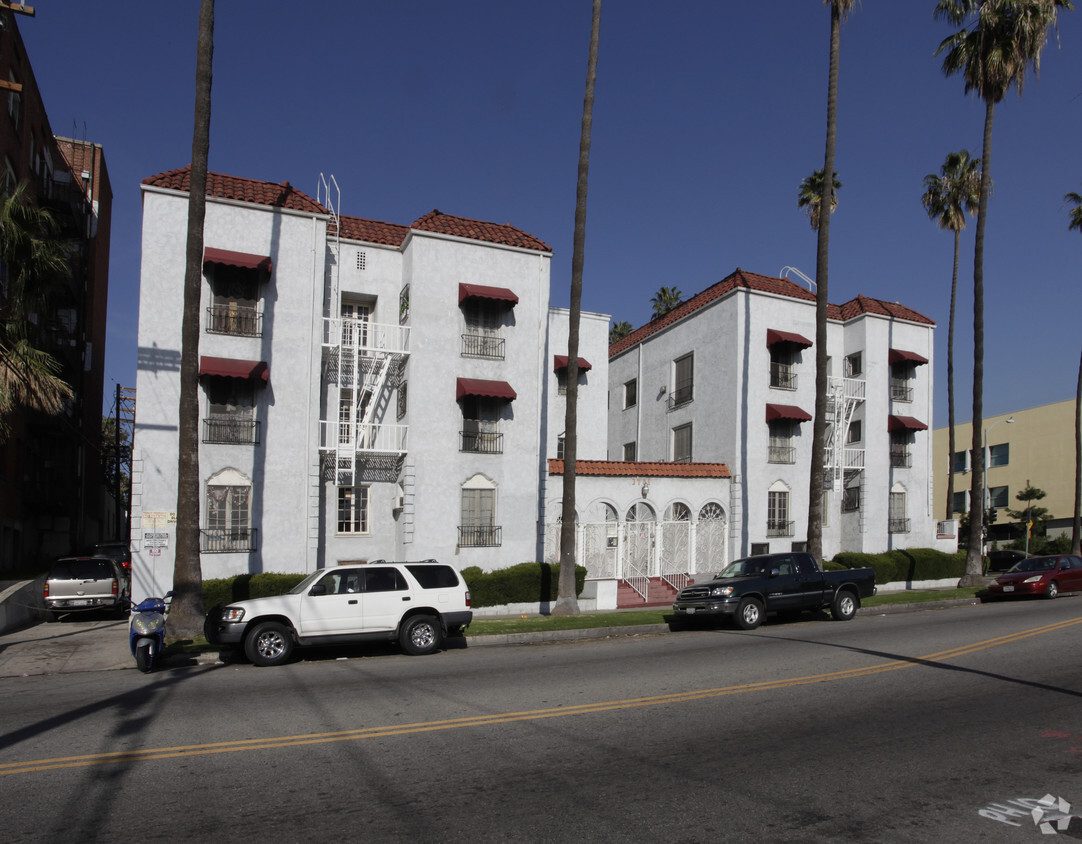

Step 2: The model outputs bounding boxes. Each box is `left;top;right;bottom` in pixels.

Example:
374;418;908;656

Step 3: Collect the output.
780;266;816;293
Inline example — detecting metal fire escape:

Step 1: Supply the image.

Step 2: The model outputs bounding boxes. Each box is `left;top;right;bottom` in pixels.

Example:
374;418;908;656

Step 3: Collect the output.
823;375;866;489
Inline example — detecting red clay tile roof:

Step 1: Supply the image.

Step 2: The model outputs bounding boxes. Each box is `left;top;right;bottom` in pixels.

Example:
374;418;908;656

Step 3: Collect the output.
608;268;934;357
411;209;551;253
547;459;730;479
143;167;328;214
339;215;409;247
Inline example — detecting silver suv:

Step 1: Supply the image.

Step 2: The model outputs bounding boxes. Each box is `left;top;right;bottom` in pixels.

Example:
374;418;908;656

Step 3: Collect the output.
204;561;473;666
43;556;130;619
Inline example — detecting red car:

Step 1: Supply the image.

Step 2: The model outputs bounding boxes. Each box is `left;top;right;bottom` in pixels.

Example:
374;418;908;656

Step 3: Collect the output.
988;554;1082;599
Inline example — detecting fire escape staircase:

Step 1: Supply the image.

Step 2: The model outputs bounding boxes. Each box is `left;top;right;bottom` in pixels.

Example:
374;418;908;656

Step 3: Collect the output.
823;376;866;490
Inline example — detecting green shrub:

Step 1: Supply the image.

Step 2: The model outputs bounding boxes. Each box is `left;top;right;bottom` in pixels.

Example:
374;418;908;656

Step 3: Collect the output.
462;562;587;609
202;573;307;607
829;548;966;585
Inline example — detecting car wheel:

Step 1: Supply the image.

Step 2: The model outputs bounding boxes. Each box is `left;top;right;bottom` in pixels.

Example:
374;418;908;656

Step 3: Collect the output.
245;621;294;666
135;639;154;673
831;590;858;621
734;598;763;630
400;615;442;655
1046;580;1059;600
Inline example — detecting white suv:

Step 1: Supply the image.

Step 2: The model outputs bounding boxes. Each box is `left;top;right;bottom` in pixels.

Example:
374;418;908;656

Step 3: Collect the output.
204;561;472;666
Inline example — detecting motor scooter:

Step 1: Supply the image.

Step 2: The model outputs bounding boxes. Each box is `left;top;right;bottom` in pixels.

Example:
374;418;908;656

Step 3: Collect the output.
129;592;173;673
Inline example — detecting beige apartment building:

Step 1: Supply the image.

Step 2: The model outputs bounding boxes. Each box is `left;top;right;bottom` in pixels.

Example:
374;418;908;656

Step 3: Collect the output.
933;398;1077;541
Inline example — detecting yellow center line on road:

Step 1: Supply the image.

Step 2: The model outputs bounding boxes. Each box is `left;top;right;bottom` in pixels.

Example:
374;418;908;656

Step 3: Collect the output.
5;614;1081;776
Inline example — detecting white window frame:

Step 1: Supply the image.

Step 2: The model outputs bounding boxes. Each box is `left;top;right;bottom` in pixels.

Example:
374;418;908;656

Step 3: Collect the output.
337;486;370;535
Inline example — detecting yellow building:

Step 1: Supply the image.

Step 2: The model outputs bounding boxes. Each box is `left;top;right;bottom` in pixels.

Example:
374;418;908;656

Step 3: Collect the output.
932;399;1077;541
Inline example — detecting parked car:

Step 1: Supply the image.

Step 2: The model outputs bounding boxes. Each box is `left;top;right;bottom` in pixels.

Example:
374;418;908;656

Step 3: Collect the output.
987;554;1082;600
43;556;130;619
671;552;876;630
204;561;473;666
985;549;1027;575
92;541;132;575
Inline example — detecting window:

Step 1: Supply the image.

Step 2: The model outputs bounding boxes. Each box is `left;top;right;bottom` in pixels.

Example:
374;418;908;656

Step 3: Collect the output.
767;484;792;537
8;72;21;133
889;486;909;533
341;302;371;348
890;431;911;468
668;502;691;521
397;381;407;419
203;470;254;552
557;434;566;460
672;423;692;462
207;263;263;337
768;419;795;464
769;346;796;390
624;379;637;409
337;486;370;534
844;352;863;378
671;354;693;407
989;486;1009;509
846;420;862;445
751;543;770;556
890;364;914;402
952;450;969;474
399;284;410;324
988;443;1010;468
623;441;637;461
952;490;967;514
461;395;502;453
203;378;258;444
842;470;862;512
460;475;499;547
462;300;504;359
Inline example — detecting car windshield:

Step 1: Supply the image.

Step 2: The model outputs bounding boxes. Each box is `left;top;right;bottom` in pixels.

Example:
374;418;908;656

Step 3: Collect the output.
716;558;768;579
1007;557;1055;573
289;570;327;595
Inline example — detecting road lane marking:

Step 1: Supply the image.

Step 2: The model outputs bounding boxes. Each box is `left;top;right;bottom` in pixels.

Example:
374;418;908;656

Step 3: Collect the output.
5;614;1081;776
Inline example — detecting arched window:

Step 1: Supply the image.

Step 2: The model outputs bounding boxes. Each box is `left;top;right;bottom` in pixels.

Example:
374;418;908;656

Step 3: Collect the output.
667;502;691;521
205;468;253;552
461;474;499;547
698;502;726;522
626;502;656;522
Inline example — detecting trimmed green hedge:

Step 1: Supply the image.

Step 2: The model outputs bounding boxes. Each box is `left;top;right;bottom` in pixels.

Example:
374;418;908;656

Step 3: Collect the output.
202;573;308;608
460;562;587;609
828;548;966;584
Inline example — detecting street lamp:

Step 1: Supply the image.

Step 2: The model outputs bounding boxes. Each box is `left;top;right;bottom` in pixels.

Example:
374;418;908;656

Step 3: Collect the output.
981;416;1014;553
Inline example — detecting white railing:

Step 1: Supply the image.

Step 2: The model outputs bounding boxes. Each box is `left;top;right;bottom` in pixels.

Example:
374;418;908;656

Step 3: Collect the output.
829;375;866;400
319;421;408;453
322;318;411;354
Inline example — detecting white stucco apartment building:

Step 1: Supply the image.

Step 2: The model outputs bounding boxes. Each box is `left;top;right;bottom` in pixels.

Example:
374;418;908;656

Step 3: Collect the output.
131;167;609;598
606;268;954;562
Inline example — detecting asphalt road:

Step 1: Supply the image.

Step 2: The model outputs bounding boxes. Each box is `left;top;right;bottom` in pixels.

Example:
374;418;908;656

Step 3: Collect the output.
2;598;1082;842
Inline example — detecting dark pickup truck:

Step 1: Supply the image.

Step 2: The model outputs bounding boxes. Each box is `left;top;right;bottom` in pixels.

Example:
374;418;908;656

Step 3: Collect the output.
671;551;876;630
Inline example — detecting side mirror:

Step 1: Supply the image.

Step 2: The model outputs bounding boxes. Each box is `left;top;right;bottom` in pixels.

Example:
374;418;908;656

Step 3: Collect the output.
310;584;327;596
769;567;781;578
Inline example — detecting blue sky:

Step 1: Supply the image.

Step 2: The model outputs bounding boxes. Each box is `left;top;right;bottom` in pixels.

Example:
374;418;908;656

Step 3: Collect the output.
19;1;1082;425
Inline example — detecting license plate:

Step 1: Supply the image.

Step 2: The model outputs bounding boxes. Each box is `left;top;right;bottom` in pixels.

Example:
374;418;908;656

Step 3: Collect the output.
71;599;89;606
686;607;696;614
1003;586;1014;592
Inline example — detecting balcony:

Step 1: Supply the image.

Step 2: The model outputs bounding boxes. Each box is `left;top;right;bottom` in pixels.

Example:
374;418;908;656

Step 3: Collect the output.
890;449;911;468
461;333;505;360
461;430;503;454
319;421;408;455
459;525;502;547
200;528;257;553
322;318;411;354
668;386;693;410
889;518;911;534
890;379;913;402
767;520;794;538
770;363;796;390
768;445;795;464
203;417;260;444
206;305;262;337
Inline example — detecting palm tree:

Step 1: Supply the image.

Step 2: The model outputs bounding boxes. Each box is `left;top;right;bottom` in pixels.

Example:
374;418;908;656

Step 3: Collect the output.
0;182;72;441
1067;185;1082;554
650;286;683;318
807;0;860;566
935;0;1072;585
609;320;632;343
797;169;842;230
555;0;601;616
921;150;982;521
170;0;215;637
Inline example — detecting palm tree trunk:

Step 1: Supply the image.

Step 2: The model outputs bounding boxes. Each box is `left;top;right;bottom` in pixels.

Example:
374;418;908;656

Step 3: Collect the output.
945;228;959;521
1072;344;1081;555
554;0;601;615
807;5;842;566
961;97;994;586
171;0;214;636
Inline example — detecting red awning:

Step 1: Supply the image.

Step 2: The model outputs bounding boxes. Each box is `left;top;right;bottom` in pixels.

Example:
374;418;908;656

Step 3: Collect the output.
766;329;813;349
888;415;928;432
458;283;519;306
456;377;517;401
203;247;272;274
766;403;812;423
889;348;929;366
553;355;592;373
199;356;269;382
